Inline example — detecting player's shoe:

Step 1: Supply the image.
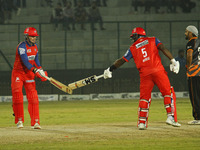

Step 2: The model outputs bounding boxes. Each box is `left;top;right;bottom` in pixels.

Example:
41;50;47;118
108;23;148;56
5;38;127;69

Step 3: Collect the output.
31;123;41;129
188;120;200;125
17;121;24;129
166;116;181;127
138;123;147;130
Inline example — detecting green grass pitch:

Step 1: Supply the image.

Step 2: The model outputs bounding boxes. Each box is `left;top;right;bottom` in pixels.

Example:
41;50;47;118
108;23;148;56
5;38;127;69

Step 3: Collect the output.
0;98;200;150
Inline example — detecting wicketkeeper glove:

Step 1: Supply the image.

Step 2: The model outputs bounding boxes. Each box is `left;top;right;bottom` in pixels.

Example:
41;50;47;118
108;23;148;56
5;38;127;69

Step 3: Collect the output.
33;68;48;81
170;59;180;74
104;67;112;79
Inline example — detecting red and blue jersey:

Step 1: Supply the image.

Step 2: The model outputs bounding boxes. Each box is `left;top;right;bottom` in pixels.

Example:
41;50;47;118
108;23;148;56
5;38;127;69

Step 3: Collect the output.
13;41;41;73
123;37;165;76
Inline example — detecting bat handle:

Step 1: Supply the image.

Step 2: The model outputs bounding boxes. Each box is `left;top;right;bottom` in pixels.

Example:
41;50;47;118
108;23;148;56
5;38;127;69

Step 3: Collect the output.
96;74;104;79
43;76;51;81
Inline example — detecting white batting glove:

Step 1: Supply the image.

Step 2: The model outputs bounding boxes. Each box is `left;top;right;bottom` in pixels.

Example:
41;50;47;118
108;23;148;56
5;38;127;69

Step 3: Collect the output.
170;59;180;74
104;67;112;79
36;68;46;78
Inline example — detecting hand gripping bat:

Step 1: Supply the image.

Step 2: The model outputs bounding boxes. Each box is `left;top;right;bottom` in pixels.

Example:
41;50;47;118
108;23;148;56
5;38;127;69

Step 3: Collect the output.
45;76;73;94
68;74;104;90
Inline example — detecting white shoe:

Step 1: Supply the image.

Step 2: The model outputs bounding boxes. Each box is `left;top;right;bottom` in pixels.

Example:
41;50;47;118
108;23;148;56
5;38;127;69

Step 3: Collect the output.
166;116;181;127
138;123;146;130
17;121;24;129
188;120;200;125
31;123;41;129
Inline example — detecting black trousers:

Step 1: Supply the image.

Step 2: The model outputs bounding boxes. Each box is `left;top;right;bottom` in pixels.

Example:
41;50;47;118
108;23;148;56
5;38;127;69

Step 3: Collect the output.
188;77;200;120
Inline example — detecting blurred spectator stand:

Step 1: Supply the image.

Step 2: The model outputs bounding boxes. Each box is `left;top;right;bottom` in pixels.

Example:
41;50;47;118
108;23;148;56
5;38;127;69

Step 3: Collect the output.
88;1;105;30
63;1;76;30
74;0;87;30
50;2;64;31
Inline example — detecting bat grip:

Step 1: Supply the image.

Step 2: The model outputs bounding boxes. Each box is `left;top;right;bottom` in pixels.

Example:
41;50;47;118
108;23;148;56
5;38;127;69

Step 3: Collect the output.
43;76;51;81
96;74;104;79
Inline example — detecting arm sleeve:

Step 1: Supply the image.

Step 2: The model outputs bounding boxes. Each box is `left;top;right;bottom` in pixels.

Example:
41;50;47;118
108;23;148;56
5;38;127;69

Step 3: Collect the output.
186;40;194;52
155;38;162;47
34;52;41;68
18;44;34;71
123;49;133;62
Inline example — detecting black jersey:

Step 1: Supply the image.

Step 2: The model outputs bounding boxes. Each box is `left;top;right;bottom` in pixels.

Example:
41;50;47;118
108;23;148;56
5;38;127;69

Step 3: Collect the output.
186;37;200;77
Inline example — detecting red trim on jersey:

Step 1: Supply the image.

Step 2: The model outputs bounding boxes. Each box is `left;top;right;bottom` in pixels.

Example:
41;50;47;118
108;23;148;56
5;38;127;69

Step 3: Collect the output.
187;49;193;52
30;67;35;71
123;56;129;62
189;37;198;42
37;66;42;69
157;42;162;48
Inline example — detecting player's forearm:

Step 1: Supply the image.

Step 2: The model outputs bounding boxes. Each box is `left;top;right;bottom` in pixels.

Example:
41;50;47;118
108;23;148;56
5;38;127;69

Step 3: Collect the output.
162;49;174;60
186;59;192;69
20;54;34;70
110;57;126;71
158;44;173;60
186;51;193;69
34;53;42;68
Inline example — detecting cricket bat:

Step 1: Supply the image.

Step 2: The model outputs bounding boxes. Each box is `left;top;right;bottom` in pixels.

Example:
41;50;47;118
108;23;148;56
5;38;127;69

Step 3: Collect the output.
68;74;104;90
45;76;73;94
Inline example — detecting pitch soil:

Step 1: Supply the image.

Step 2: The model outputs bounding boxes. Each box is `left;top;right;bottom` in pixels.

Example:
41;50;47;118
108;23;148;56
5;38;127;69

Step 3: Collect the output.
0;121;199;145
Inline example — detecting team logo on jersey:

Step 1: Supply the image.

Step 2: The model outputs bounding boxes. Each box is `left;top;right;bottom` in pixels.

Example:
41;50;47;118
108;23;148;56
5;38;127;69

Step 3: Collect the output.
15;77;20;82
28;55;35;60
35;49;36;51
136;40;149;49
19;48;25;55
27;49;31;53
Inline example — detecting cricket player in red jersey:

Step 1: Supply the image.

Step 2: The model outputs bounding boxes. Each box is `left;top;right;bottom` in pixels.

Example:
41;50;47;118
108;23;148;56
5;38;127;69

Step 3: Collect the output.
104;27;181;130
11;27;48;129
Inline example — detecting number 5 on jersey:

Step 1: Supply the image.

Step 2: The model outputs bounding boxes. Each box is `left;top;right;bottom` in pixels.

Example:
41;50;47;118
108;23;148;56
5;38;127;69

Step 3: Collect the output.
141;48;147;58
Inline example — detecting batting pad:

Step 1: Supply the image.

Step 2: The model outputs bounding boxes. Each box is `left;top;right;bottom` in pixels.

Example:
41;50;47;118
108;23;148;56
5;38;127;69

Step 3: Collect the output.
12;92;24;124
26;90;40;126
164;95;172;116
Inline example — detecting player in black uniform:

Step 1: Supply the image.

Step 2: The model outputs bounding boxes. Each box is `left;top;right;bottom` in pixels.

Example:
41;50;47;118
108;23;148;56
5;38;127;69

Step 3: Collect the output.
185;25;200;125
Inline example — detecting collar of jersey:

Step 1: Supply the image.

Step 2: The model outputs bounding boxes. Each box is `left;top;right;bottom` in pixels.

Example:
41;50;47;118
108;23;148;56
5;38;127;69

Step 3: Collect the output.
135;36;146;42
138;35;145;39
189;37;198;42
25;41;35;47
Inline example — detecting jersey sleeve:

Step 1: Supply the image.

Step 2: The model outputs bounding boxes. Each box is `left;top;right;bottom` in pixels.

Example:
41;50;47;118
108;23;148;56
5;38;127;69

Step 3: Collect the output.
155;38;162;47
34;52;42;69
123;49;133;62
18;44;34;71
186;40;194;52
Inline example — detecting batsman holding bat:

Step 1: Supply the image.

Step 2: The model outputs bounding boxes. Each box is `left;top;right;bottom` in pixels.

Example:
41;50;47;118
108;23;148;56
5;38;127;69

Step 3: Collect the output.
11;27;48;129
103;27;181;130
